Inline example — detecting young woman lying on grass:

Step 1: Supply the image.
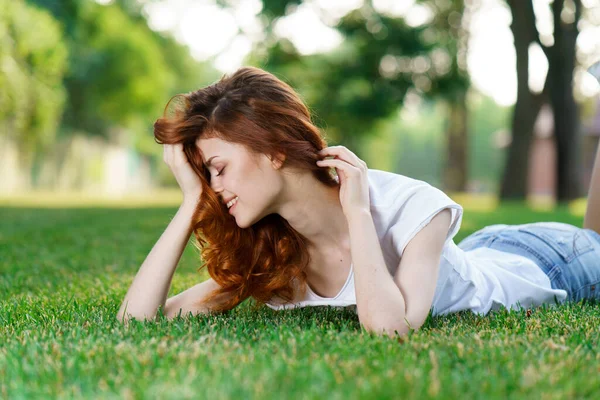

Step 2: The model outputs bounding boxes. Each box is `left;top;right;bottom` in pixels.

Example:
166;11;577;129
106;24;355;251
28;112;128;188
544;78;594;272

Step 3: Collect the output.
117;66;600;337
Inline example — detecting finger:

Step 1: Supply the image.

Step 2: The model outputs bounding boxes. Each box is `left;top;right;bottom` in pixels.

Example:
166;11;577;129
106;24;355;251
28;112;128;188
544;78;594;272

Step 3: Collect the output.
164;144;172;164
170;144;176;164
174;144;191;168
318;146;364;168
171;143;179;164
316;158;360;175
318;150;362;170
172;143;183;164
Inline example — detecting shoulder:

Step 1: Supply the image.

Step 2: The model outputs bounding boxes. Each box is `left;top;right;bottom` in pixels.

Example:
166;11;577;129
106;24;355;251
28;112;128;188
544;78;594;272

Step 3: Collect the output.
366;168;431;208
366;168;456;214
366;168;463;255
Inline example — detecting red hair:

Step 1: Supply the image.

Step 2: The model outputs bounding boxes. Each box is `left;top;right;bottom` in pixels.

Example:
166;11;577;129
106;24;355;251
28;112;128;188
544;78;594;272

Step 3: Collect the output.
153;66;339;313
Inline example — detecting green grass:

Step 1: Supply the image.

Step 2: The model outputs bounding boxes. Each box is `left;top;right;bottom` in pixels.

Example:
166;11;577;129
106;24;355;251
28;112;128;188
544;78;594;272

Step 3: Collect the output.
1;200;599;399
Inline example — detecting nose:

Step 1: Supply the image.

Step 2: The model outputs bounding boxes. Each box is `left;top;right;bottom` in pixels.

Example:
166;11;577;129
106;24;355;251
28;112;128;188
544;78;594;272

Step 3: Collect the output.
207;172;223;192
211;177;223;193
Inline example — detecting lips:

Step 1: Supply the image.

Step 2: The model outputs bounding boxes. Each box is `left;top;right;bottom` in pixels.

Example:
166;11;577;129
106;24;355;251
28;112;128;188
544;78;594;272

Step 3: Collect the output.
228;199;238;214
223;196;237;205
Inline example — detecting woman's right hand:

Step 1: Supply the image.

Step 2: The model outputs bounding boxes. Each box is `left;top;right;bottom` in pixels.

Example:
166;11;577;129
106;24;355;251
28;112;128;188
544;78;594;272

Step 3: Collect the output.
163;143;203;202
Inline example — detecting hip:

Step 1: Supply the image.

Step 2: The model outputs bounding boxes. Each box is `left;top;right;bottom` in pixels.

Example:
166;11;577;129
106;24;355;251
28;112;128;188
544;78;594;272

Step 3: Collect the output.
458;222;600;301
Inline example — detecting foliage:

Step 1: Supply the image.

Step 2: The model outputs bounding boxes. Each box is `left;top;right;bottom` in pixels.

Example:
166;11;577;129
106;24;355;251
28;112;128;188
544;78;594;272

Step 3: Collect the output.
362;92;510;191
255;0;470;158
0;0;68;156
27;0;170;136
24;0;220;157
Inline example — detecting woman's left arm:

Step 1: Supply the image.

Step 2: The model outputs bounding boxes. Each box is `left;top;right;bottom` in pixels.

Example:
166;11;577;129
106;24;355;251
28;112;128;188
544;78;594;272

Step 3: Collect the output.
347;208;451;337
315;145;451;337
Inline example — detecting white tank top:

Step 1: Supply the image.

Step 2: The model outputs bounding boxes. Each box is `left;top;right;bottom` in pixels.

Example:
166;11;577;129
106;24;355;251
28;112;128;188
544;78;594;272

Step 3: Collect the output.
265;263;357;311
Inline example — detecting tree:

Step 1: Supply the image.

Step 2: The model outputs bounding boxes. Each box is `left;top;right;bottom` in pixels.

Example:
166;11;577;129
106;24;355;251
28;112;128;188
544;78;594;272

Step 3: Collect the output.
26;0;219;155
499;0;548;201
428;0;474;192
501;0;595;202
0;0;68;157
254;0;473;191
547;0;584;201
27;0;172;137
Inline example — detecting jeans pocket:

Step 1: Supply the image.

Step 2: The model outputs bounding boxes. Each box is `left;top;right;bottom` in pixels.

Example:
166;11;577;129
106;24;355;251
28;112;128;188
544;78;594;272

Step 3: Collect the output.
573;281;600;302
516;222;595;263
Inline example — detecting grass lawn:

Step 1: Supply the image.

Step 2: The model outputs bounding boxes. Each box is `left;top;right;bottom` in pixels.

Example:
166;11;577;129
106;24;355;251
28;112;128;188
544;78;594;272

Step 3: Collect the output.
1;195;599;399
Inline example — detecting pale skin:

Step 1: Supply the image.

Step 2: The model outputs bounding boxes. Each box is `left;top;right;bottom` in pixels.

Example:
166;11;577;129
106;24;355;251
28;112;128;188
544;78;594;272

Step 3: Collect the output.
584;142;600;234
117;136;600;338
116;136;450;338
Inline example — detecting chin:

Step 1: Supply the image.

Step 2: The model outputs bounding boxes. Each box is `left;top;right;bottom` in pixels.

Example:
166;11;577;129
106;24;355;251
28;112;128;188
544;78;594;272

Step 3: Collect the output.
236;208;269;229
236;218;256;229
238;213;261;229
232;208;250;229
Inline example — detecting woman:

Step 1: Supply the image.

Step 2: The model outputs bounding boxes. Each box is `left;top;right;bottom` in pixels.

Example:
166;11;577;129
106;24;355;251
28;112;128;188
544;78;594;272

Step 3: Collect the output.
117;66;600;337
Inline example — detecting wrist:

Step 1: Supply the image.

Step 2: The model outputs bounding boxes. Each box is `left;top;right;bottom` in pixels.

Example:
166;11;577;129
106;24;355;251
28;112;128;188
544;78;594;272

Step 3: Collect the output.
345;207;372;223
181;196;200;210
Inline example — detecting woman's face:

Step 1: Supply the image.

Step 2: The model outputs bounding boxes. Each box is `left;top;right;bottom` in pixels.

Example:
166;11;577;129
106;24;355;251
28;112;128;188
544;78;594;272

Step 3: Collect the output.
196;136;285;228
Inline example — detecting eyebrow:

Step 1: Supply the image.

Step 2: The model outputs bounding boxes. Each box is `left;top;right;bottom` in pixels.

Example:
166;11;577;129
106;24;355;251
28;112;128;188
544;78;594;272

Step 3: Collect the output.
204;156;219;167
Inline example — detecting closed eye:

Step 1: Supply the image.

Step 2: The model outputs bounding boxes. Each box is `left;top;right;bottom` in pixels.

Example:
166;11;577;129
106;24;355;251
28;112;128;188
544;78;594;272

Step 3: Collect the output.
216;167;224;177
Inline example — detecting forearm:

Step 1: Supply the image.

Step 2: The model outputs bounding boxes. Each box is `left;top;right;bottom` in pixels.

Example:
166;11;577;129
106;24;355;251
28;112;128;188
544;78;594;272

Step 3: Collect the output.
117;199;198;322
584;142;600;233
347;209;408;336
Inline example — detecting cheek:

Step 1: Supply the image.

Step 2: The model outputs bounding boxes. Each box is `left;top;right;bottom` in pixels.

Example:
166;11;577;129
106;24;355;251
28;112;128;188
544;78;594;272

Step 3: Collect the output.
226;170;250;201
238;171;269;204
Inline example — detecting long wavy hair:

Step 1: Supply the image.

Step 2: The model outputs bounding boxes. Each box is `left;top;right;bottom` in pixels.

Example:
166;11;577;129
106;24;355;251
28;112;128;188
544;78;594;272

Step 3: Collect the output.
153;66;339;313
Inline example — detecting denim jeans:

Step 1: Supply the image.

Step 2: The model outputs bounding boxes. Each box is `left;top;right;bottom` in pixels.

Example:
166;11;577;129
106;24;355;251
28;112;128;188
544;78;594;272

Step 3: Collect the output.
457;222;600;303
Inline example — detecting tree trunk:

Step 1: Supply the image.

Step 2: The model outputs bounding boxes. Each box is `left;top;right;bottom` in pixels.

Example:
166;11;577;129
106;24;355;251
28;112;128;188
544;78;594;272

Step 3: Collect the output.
548;0;583;202
500;0;545;200
443;92;468;192
500;97;544;200
440;0;470;193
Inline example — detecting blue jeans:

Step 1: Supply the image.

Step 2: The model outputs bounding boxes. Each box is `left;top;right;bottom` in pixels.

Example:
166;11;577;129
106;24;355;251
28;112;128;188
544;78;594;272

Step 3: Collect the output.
457;222;600;303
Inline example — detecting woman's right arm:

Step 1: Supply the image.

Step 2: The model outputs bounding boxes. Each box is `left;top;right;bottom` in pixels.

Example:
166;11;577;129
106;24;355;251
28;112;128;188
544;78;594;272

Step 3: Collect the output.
116;199;200;323
116;143;236;323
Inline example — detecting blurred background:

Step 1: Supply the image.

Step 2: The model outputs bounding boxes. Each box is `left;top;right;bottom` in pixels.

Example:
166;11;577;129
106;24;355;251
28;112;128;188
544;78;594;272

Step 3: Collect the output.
1;0;600;207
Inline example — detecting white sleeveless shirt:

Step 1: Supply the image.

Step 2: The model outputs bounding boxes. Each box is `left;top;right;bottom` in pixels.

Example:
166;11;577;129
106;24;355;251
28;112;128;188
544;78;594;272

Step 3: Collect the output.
265;169;568;316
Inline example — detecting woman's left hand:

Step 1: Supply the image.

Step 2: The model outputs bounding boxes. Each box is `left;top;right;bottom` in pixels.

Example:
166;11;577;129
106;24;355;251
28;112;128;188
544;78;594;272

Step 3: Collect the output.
316;146;371;218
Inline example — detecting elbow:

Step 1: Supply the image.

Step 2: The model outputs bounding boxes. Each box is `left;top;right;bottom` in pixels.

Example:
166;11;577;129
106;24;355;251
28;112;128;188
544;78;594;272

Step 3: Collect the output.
361;313;415;338
115;310;138;325
364;321;411;338
115;311;131;325
116;304;128;324
116;303;158;324
115;311;157;324
363;306;429;337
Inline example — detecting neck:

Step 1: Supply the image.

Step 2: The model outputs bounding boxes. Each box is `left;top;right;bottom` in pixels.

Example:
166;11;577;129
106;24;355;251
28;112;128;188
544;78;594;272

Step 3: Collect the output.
274;171;350;253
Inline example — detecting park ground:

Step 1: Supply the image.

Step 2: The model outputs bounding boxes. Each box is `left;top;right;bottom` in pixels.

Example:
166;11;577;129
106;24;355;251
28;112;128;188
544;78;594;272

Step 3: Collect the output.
1;193;599;399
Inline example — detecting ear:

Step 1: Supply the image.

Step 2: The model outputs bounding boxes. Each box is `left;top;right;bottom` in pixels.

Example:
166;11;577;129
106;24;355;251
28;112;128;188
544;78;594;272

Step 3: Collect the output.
269;152;286;170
